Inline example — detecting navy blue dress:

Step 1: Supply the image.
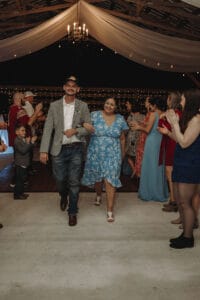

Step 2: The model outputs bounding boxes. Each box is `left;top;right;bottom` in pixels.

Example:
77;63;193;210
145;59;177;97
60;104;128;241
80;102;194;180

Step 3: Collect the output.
172;135;200;183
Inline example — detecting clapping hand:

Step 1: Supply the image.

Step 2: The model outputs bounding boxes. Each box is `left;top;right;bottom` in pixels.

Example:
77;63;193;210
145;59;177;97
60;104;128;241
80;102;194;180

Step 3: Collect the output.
166;109;179;126
26;137;31;143
31;135;38;143
35;102;43;113
0;121;7;129
157;125;169;135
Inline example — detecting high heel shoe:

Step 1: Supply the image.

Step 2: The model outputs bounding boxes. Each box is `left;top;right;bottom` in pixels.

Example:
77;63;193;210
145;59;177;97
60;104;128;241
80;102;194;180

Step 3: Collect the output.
94;195;101;206
162;202;178;212
107;211;114;222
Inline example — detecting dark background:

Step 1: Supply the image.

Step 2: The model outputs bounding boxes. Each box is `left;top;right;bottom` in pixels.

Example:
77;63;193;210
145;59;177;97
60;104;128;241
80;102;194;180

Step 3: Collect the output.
0;39;195;89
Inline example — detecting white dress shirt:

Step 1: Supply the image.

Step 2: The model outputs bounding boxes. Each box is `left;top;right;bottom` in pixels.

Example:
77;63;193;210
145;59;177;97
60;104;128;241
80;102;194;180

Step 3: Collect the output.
62;98;80;144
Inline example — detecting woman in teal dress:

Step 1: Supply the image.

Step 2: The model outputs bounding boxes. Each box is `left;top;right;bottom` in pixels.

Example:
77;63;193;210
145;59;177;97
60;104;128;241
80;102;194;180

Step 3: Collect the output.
131;97;169;202
81;97;128;222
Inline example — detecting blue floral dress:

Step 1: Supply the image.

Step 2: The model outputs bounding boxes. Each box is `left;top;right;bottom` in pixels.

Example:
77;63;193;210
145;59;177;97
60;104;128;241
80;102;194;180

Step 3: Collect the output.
81;111;128;188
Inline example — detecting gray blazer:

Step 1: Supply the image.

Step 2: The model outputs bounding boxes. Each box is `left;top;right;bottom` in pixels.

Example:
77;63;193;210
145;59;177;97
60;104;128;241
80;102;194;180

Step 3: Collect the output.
40;98;91;156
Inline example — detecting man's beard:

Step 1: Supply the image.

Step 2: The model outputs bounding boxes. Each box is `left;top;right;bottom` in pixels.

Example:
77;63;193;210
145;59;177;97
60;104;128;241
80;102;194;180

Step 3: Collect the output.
66;91;76;96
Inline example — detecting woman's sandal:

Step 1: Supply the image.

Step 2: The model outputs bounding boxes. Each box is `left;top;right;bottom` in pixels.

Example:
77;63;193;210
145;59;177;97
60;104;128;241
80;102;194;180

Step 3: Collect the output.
94;196;101;206
107;211;114;222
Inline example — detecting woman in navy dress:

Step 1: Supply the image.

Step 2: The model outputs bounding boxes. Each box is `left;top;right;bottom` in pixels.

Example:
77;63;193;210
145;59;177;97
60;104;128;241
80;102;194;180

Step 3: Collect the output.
164;89;200;249
81;97;128;222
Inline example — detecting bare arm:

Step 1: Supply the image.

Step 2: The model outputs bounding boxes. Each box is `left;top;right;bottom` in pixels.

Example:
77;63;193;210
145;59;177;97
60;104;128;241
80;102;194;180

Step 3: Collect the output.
28;103;43;126
157;125;177;141
120;131;126;159
83;122;95;133
130;112;155;134
166;110;200;148
157;110;181;142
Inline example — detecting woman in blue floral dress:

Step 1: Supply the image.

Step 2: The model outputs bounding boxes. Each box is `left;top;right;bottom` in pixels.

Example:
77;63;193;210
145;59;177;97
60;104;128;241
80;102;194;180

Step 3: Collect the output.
81;98;128;222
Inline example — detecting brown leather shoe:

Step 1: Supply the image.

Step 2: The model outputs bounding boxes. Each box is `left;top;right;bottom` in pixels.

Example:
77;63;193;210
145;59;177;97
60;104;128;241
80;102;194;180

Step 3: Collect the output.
68;215;77;226
163;202;172;208
60;196;68;211
171;217;181;224
0;223;3;229
162;205;178;212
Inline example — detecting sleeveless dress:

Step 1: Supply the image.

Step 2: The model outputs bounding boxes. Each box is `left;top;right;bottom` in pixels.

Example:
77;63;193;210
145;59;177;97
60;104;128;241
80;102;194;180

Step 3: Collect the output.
138;112;169;202
172;135;200;183
158;110;182;166
134;111;151;177
81;111;128;188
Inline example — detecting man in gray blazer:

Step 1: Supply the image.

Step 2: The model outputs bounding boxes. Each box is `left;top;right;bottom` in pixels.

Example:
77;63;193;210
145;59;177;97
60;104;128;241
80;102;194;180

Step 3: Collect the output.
40;76;91;226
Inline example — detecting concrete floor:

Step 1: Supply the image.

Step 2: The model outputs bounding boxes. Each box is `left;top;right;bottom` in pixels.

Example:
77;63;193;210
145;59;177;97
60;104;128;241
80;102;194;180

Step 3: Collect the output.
0;192;200;300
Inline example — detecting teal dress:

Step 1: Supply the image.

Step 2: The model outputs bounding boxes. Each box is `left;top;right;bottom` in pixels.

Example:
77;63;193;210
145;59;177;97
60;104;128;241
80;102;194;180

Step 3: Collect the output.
81;111;128;188
138;112;169;202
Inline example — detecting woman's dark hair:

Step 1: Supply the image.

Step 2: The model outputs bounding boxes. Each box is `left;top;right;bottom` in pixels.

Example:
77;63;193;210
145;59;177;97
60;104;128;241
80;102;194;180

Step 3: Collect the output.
149;96;167;111
132;100;141;113
125;99;141;113
180;89;200;133
125;99;134;111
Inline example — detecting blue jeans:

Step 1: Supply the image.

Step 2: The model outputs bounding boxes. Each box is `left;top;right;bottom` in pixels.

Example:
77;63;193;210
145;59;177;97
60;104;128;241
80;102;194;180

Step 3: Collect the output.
52;144;83;215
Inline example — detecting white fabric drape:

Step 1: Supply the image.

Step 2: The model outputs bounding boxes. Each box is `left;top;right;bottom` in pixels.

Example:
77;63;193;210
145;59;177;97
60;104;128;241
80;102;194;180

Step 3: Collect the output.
0;0;199;72
182;1;200;8
0;4;77;62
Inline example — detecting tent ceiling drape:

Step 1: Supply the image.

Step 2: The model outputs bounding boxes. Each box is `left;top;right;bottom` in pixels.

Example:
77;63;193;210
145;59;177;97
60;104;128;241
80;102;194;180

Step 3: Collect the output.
0;0;199;72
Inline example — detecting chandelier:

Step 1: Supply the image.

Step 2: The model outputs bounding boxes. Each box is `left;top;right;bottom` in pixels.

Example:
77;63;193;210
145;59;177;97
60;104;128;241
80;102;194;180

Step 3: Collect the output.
66;22;89;43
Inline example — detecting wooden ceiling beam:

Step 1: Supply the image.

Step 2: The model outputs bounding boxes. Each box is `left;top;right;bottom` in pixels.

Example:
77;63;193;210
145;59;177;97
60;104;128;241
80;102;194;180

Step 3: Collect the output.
101;7;200;39
0;21;41;31
0;3;72;19
15;0;23;10
129;0;200;22
124;0;192;10
135;0;145;17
